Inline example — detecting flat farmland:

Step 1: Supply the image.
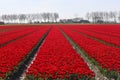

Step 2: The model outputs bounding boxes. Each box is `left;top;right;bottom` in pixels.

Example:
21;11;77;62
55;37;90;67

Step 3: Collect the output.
0;24;120;80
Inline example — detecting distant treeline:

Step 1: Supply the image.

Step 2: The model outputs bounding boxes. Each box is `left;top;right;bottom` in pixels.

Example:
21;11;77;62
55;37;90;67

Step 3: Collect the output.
1;11;120;24
0;12;59;23
59;11;120;24
86;11;120;23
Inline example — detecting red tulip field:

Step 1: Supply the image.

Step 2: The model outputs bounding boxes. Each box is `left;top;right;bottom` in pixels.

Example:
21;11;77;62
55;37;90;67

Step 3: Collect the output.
0;24;120;80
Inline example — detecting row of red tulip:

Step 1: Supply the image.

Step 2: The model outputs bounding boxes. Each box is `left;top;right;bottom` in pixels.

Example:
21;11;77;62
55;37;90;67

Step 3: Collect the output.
0;25;27;33
61;27;120;73
69;24;120;33
82;28;120;38
0;25;41;34
0;27;37;37
0;25;18;30
75;25;120;35
27;27;95;79
0;26;50;78
69;25;120;37
68;26;120;46
0;28;38;45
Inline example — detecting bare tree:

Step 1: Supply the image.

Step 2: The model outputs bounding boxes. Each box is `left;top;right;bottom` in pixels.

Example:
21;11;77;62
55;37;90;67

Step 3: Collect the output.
18;14;26;23
46;13;51;22
8;14;17;23
12;14;18;23
112;12;117;23
54;13;59;22
41;13;48;22
91;12;99;23
36;13;42;23
86;12;91;21
109;11;115;22
103;12;109;23
1;15;8;23
118;11;120;23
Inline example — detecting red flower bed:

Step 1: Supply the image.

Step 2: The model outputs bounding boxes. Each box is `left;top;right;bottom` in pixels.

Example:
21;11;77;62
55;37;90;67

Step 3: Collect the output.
76;25;120;35
0;25;27;33
27;27;94;79
82;28;120;38
0;26;50;78
0;27;36;37
67;25;120;46
61;26;120;73
0;28;37;45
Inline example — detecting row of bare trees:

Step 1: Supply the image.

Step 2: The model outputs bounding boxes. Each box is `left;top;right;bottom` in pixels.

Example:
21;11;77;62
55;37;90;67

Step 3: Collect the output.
86;11;120;23
0;12;59;23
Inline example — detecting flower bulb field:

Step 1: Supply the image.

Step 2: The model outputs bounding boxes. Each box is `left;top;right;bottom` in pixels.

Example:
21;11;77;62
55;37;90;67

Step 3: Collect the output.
0;24;120;80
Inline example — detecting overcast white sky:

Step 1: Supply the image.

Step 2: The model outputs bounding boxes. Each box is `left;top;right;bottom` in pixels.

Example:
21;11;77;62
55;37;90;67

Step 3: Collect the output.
0;0;120;19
